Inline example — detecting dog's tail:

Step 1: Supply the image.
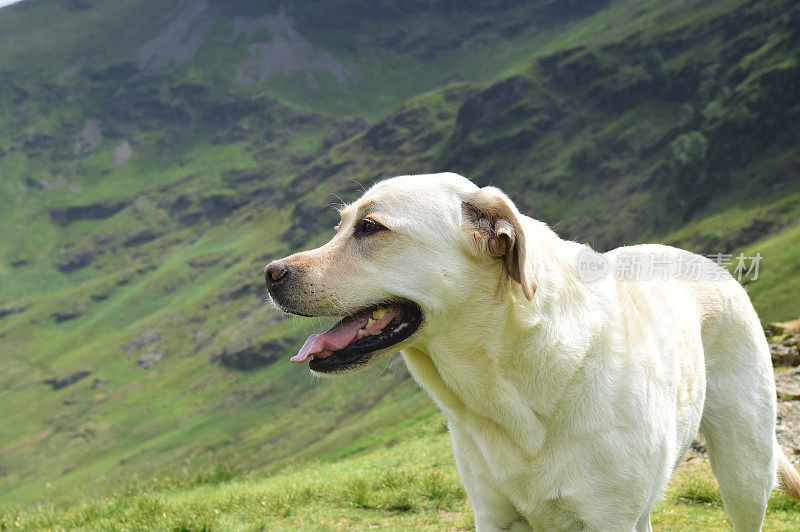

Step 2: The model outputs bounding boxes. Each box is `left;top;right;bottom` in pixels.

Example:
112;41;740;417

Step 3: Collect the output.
777;444;800;502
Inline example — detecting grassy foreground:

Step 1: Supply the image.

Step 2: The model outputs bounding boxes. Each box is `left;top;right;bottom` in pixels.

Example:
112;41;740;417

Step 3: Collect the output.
3;416;799;531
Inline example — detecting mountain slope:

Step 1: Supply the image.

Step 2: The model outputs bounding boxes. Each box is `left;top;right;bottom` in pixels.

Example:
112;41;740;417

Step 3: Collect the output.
0;0;618;118
1;0;799;511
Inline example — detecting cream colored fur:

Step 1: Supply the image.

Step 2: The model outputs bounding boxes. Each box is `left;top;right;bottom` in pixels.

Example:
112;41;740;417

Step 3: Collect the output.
274;172;798;531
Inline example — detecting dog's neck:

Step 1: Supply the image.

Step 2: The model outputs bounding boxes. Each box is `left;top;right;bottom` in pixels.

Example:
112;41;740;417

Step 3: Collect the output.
403;218;610;456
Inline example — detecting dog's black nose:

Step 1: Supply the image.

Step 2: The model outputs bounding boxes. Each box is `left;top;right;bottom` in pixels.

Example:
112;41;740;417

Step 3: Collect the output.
265;261;289;287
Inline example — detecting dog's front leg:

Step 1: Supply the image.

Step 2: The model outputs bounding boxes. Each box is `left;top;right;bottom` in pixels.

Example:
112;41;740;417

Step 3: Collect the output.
449;419;533;531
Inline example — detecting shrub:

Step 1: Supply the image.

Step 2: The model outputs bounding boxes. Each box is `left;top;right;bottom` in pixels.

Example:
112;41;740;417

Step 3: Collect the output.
678;103;694;127
570;140;599;171
668;131;709;173
658;131;713;219
643;49;664;79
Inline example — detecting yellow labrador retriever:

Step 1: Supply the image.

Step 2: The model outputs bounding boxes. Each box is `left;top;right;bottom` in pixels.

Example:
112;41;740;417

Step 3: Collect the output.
265;172;799;531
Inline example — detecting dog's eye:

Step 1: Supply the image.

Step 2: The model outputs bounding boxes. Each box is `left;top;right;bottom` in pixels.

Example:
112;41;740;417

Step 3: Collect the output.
355;218;384;236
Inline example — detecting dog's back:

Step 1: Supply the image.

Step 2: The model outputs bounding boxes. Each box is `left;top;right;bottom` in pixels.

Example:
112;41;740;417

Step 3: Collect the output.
609;243;800;529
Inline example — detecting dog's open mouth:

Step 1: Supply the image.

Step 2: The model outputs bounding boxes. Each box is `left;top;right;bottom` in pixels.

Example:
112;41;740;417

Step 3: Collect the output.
290;301;423;373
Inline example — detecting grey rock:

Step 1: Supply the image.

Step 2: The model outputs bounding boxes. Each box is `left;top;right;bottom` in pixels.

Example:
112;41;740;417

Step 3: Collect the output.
52;304;87;323
769;334;800;367
137;349;163;369
45;371;90;390
0;302;29;319
124;330;162;353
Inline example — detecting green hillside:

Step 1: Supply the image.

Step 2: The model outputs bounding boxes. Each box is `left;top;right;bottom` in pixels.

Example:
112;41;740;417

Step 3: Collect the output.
4;420;800;530
1;0;799;520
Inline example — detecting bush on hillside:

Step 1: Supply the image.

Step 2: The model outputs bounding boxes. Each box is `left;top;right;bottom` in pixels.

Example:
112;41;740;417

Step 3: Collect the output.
643;49;664;79
668;131;709;174
659;131;713;219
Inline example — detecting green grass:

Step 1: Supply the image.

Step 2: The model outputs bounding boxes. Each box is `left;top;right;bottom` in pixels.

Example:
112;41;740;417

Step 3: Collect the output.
3;419;799;531
662;184;800;323
737;223;800;323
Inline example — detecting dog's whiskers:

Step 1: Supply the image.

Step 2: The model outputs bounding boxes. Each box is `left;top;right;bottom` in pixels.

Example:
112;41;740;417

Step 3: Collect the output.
330;192;348;207
348;179;367;193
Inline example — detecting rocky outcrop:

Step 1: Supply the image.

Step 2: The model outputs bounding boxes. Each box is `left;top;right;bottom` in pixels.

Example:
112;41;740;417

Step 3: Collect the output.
0;302;29;320
91;285;114;302
56;250;96;272
767;321;800;367
442;76;564;173
123;329;165;369
73;118;103;157
323;117;369;149
233;11;352;88
123;229;161;247
766;317;800;337
771;335;800;367
49;200;129;225
218;281;261;302
776;367;800;464
113;140;132;166
124;330;162;353
199;192;248;221
209;338;289;370
136;349;164;369
45;371;90;390
138;1;214;69
52;304;87;323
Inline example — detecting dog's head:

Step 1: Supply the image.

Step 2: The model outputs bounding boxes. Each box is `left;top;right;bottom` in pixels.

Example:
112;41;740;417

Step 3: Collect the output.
266;172;535;374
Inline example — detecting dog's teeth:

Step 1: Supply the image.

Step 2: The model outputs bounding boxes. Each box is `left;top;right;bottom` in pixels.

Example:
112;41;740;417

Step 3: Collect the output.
367;317;375;328
372;307;388;319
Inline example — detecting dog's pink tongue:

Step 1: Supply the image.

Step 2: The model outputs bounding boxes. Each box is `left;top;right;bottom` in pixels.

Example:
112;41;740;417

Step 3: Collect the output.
290;316;368;363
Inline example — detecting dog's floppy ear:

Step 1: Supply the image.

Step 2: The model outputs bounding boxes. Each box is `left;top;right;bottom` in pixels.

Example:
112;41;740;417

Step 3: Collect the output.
461;187;536;300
